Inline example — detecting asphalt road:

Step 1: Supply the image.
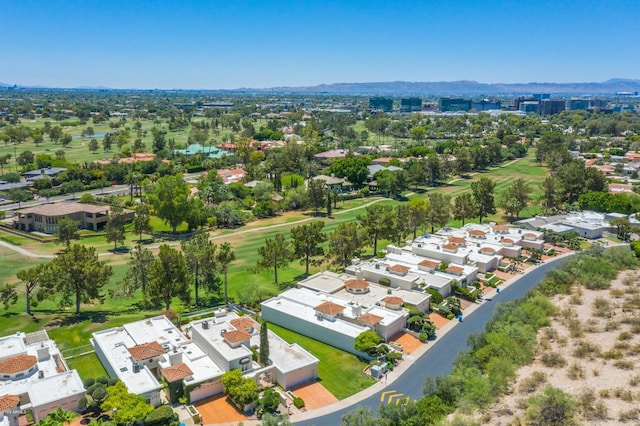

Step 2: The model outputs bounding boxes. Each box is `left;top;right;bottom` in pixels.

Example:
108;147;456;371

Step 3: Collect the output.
0;172;202;214
296;256;570;426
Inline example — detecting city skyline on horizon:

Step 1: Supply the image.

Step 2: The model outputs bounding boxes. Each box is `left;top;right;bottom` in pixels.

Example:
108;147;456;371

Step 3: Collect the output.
1;0;639;90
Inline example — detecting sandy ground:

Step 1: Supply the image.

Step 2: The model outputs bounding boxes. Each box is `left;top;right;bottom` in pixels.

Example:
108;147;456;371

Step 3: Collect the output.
485;269;640;425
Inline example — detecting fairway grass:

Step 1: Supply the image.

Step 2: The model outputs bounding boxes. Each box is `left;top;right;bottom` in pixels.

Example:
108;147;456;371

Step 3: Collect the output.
268;323;376;399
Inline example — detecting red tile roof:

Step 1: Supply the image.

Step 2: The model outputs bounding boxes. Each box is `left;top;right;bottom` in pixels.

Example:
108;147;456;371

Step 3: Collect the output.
418;259;439;268
314;301;345;316
344;279;369;290
442;244;459;252
161;363;193;382
468;230;486;237
480;247;496;254
0;354;37;375
449;237;466;244
0;394;20;411
128;342;165;361
230;317;256;332
388;264;410;274
222;329;252;344
383;296;404;305
357;313;384;325
446;265;465;275
524;233;538;239
493;225;509;233
502;238;514;244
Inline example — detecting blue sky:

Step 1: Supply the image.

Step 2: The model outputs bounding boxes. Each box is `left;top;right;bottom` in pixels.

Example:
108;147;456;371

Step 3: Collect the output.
0;0;638;89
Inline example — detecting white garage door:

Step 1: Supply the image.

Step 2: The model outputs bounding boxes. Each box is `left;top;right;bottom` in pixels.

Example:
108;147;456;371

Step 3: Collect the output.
189;380;223;403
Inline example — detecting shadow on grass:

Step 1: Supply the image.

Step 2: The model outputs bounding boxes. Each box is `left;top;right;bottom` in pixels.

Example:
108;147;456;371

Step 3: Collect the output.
45;310;110;328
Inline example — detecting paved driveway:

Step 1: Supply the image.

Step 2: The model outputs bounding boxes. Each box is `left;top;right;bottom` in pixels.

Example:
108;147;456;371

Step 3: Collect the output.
290;381;338;411
194;394;248;424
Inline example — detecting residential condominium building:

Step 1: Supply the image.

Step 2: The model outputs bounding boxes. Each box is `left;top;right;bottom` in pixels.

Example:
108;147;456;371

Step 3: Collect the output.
92;313;319;405
262;287;408;358
14;202;134;233
0;330;85;424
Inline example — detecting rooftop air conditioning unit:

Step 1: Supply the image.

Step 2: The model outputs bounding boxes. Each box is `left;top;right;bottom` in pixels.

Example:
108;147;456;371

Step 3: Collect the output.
202;321;209;329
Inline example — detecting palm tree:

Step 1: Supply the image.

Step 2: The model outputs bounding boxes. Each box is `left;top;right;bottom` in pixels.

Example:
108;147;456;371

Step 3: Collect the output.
215;242;236;307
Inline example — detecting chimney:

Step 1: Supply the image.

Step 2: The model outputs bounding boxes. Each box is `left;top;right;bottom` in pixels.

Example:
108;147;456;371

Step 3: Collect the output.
169;347;182;366
355;267;363;280
37;344;50;361
351;302;362;317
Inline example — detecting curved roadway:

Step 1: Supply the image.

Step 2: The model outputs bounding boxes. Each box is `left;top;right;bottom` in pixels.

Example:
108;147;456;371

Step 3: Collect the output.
295;255;571;426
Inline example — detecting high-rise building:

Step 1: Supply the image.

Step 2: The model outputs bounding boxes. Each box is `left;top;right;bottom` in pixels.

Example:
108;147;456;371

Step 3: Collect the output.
567;99;590;110
471;99;501;111
400;97;422;113
440;98;471;112
369;97;393;112
519;101;539;113
538;99;566;115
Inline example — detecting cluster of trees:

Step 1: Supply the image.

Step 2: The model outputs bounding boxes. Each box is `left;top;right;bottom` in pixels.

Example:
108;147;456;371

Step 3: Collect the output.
8;235;236;315
117;237;236;310
221;369;260;410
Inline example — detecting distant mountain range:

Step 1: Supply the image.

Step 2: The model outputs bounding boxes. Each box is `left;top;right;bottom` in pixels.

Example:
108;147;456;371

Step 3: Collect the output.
247;79;640;96
2;79;640;96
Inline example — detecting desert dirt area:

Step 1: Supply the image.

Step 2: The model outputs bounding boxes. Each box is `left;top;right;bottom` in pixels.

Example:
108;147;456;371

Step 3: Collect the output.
487;269;640;425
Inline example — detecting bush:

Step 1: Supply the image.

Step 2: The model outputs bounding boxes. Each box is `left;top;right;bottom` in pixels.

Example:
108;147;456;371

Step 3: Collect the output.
293;396;305;409
108;378;119;386
540;352;566;368
83;378;95;388
379;278;391;287
96;376;109;385
426;288;443;305
144;405;179;426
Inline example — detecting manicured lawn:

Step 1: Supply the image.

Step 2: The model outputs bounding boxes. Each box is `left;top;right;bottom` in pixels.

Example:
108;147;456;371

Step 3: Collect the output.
268;323;376;400
66;353;107;380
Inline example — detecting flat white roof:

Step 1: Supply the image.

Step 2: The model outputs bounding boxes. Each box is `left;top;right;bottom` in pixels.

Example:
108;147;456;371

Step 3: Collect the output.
92;315;224;396
333;282;430;308
298;271;350;294
190;315;253;362
262;289;368;339
92;327;161;395
28;370;84;406
0;331;82;408
0;335;26;360
250;331;318;374
384;251;477;279
171;342;224;385
123;316;188;350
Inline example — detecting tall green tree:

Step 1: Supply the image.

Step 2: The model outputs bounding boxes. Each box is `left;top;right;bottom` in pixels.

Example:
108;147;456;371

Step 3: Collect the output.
539;176;563;214
291;221;326;276
501;178;531;222
105;208;126;252
133;203;153;242
181;234;219;306
121;245;155;297
256;234;292;285
55;218;80;248
329;222;364;267
0;284;18;311
16;263;50;315
147;244;190;310
392;204;412;245
307;178;327;216
215;242;236;307
47;244;113;314
408;197;429;239
426;193;451;233
453;193;477;226
145;174;190;233
358;204;395;255
259;321;270;365
471;177;496;224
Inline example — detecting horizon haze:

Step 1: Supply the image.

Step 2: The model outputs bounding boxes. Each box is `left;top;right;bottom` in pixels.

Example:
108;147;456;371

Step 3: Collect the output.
1;0;639;90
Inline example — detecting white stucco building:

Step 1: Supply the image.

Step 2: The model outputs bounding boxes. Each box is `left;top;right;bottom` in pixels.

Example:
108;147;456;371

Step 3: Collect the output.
0;331;85;423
